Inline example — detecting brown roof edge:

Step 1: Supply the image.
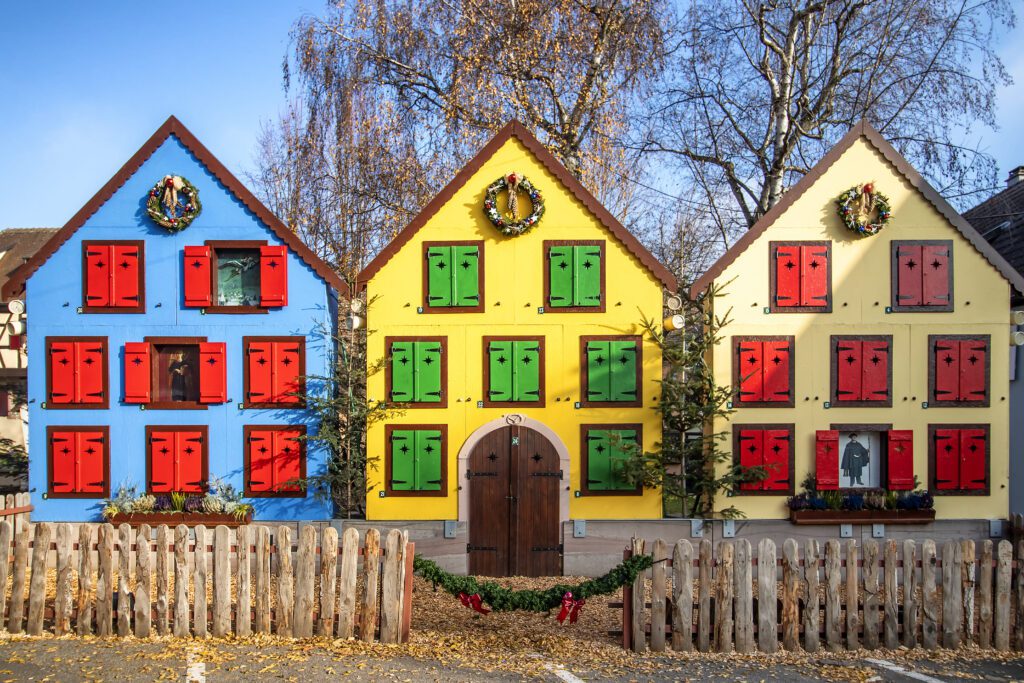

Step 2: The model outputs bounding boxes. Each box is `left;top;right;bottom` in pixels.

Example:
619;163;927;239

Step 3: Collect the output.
2;116;349;299
690;120;1024;297
357;120;678;291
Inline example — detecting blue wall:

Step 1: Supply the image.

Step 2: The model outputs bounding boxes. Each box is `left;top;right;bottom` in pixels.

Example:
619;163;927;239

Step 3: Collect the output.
27;135;335;521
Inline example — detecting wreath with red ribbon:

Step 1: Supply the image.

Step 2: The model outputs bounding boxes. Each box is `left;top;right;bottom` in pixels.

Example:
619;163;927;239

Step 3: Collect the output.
836;182;891;236
483;173;545;236
146;174;202;232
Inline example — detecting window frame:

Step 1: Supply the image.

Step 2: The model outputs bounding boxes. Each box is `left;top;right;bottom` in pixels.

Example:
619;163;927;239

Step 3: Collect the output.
421;240;485;313
927;334;991;407
579;334;643;408
242;424;307;498
543;240;607;313
768;240;832;314
827;422;894;493
829;334;894;408
80;240;146;314
384;336;448;409
205;240;269;314
730;335;795;408
928;423;990;496
890;239;955;313
44;336;110;410
144;425;210;495
143;336;209;410
731;423;796;496
580;423;643;496
46;425;110;499
242;336;308;409
384;424;448;497
481;336;546;408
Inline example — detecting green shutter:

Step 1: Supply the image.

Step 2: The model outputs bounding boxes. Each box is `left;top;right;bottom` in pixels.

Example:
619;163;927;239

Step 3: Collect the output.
547;246;574;307
607;429;638;490
512;341;541;402
414;430;443;491
452;245;480;306
390;430;415;490
586;341;611;402
487;341;514;402
587;430;611;490
609;340;639;402
414;341;443;402
389;342;415;402
426;246;453;307
573;245;602;307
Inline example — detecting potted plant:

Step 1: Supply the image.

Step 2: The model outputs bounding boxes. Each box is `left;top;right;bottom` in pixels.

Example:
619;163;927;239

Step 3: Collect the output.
787;475;935;525
102;478;254;527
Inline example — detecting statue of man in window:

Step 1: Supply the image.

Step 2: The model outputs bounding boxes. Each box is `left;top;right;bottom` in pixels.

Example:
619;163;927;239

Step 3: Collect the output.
841;433;870;486
168;350;193;402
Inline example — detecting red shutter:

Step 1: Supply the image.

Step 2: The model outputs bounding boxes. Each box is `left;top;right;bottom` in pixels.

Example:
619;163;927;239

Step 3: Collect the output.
815;430;839;490
799;244;829;307
835;340;863;402
959;429;987;491
110;244;141;308
48;341;76;404
274;429;303;492
259;245;288;307
736;340;764;402
886;430;914;490
763;429;791;491
861;339;890;402
183;246;212;308
958;339;988;402
247;430;273;493
921;244;951;306
149;431;175;492
176;431;205;493
273;341;302;404
932;338;960;402
76;431;106;493
895;243;923;306
50;431;76;493
246;341;273;404
84;244;112;308
762;339;792;403
933;429;960;490
773;245;801;307
198;342;227;404
737;429;763;491
76;341;105;404
124;342;151;404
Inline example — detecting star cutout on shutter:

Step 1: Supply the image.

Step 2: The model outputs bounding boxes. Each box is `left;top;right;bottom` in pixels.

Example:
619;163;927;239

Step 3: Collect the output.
772;444;782;453
809;260;820;269
747;356;757;365
423;357;434;365
558;260;568;270
594;355;605;365
257;357;267;366
191;260;203;269
931;260;942;269
83;357;94;365
283;446;291;453
119;261;131;269
497;355;507;364
944;444;953;453
784;261;795;270
61;447;70;455
968;355;978;365
748;444;757;453
59;358;69;365
596;445;605;453
619;355;630;364
398;356;409;365
436;261;446;270
132;357;143;366
206;357;217;365
399;445;409;453
85;447;95;455
943;355;954;366
461;260;471;269
969;443;978;452
425;445;434;453
845;355;856;365
259;446;268;454
267;260;279;269
282;357;292;365
582;260;593;269
521;355;532;365
906;259;917;270
184;446;194;455
771;356;782;365
160;447;170;455
95;261;105;268
870;355;881;365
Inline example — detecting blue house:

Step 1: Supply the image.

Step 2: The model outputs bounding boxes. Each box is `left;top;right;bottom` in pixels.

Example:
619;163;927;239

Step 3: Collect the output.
2;116;346;521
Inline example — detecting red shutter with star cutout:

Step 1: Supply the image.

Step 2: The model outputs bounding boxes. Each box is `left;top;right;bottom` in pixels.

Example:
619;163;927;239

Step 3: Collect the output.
273;340;303;404
259;245;288;307
110;244;141;308
149;430;175;492
76;431;107;494
736;341;764;402
737;429;763;491
175;431;205;493
198;342;227;404
50;431;76;494
183;246;212;308
124;342;151;404
932;338;961;402
816;430;839;490
895;243;923;307
958;339;988;403
247;430;274;493
835;340;863;402
921;244;951;307
799;244;829;307
959;428;987;491
48;341;76;405
773;245;801;308
933;428;960;490
84;244;112;308
860;339;890;402
246;341;274;405
763;429;791;491
76;341;105;404
761;339;792;403
274;429;303;493
886;430;914;490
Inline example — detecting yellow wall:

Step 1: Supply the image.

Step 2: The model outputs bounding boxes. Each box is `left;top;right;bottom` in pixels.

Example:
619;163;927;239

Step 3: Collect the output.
364;137;664;520
711;138;1011;519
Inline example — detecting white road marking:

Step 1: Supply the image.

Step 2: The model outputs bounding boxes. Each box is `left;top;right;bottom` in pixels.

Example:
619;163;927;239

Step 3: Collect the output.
185;646;206;683
544;663;585;683
864;658;946;683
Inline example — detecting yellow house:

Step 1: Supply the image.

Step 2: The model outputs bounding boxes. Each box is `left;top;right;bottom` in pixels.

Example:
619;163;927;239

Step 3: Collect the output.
692;121;1024;522
358;121;675;576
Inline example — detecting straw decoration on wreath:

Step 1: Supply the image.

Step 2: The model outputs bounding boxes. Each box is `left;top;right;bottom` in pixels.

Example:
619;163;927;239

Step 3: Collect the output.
836;182;891;236
147;174;202;231
483;172;545;236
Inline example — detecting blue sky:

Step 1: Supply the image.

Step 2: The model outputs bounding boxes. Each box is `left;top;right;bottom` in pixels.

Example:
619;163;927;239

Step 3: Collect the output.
1;3;1021;229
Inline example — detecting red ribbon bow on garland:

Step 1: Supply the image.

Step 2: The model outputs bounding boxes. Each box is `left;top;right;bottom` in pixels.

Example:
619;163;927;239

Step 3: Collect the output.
556;591;585;625
458;592;491;615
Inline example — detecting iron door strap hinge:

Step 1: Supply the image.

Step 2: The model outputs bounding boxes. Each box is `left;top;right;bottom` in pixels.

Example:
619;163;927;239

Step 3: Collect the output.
467;544;497;552
530;470;563;478
531;544;563;553
466;471;498;479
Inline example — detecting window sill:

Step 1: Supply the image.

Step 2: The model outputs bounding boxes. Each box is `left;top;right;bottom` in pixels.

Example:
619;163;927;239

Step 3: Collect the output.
80;306;145;314
789;509;935;525
203;306;268;314
144;401;209;410
106;511;252;527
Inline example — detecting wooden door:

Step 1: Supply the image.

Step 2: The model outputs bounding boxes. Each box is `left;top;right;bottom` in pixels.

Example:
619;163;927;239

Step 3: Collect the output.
467;426;561;577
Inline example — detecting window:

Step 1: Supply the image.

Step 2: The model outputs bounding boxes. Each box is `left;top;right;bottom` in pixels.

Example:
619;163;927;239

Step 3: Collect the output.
385;337;446;407
483;337;544;407
244;426;306;497
244;337;306;408
769;241;831;312
385;425;446;496
46;337;108;408
544;241;605;311
814;427;914;491
146;426;208;494
580;336;641;407
183;241;288;312
47;426;109;498
732;336;794;407
124;338;227;408
733;425;793;494
830;335;892;407
422;242;483;311
929;425;989;495
928;335;989;407
891;240;953;311
581;425;641;495
81;240;144;313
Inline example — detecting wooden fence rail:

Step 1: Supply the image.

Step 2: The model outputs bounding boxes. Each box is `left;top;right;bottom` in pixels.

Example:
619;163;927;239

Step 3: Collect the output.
623;537;1024;653
0;521;413;642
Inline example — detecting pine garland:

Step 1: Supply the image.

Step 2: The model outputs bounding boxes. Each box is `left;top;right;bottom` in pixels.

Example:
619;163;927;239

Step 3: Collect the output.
413;553;654;612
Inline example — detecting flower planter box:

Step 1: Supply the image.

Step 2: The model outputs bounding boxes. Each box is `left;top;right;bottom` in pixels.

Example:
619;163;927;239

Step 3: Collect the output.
104;511;253;528
789;509;935;525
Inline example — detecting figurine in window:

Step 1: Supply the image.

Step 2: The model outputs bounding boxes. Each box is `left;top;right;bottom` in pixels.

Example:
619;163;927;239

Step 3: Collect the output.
841;433;870;486
168;350;193;402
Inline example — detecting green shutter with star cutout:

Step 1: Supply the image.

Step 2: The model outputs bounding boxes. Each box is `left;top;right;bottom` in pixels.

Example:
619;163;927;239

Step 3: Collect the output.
389;341;415;402
426;246;453;307
607;429;638;489
414;341;443;403
586;340;612;402
512;340;541;402
573;245;602;306
547;245;574;307
487;340;514;402
586;430;612;490
414;430;443;491
609;340;639;402
390;430;415;490
452;245;480;306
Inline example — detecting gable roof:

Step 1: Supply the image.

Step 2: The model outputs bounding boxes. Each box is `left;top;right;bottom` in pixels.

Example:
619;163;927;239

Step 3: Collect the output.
0;228;58;300
690;120;1024;298
1;116;348;299
357;120;677;290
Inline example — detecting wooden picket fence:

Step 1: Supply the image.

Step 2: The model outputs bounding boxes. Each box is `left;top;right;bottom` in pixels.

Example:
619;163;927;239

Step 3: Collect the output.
623;536;1023;653
0;493;31;532
0;521;414;642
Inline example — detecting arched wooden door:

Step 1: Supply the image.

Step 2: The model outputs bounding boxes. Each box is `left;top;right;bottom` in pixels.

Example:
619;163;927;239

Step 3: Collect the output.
467;425;561;577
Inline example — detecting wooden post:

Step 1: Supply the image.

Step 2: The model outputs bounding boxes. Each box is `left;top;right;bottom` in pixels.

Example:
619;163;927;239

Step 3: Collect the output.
318;527;338;637
7;522;30;633
77;524;94;636
781;539;799;651
757;538;777;653
255;525;271;633
360;528;381;643
96;523;114;636
380;528;407;644
862;540;880;650
903;540;918;649
193;525;208;638
337;527;359;639
155;524;170;636
921;539;939;650
804;539;820;653
845;540;860;650
883;540;898;650
979;540;994;649
672;539;693;652
715;541;734;653
824;539;841;651
734;539;754;654
173;524;189;637
293;525;316;638
1016;541;1024;651
212;525;231;637
962;539;976;646
236;525;252;637
650;538;668;652
26;523;51;635
943;540;963;649
629;537;646;652
276;526;294;637
117;523;133;636
697;538;711;653
136;523;152;638
996;540;1012;651
53;523;72;636
0;520;11;630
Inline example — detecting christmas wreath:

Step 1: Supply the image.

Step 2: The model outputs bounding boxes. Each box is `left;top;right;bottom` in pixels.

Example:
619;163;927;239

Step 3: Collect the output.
836;182;891;236
483;173;545;236
146;175;202;231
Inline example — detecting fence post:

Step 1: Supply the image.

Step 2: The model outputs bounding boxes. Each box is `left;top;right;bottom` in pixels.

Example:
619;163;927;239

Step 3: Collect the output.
117;523;132;636
360;528;381;642
212;525;231;637
781;539;799;651
735;539;753;653
962;539;976;645
255;526;271;633
1015;541;1024;650
715;541;734;653
845;540;859;650
697;538;712;652
672;539;693;652
173;524;189;637
650;538;668;652
996;540;1012;650
862;540;880;650
7;522;30;633
293;525;316;638
757;538;778;654
804;539;820;652
979;540;994;648
0;521;11;629
76;524;95;636
155;525;170;635
883;540;898;649
380;528;406;644
942;540;962;648
921;540;939;649
630;536;646;652
96;523;114;636
193;525;208;638
276;526;294;637
53;523;72;636
26;522;51;635
903;540;918;648
318;527;338;637
824;539;841;651
236;525;252;637
337;527;359;639
136;523;152;637
401;539;414;643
